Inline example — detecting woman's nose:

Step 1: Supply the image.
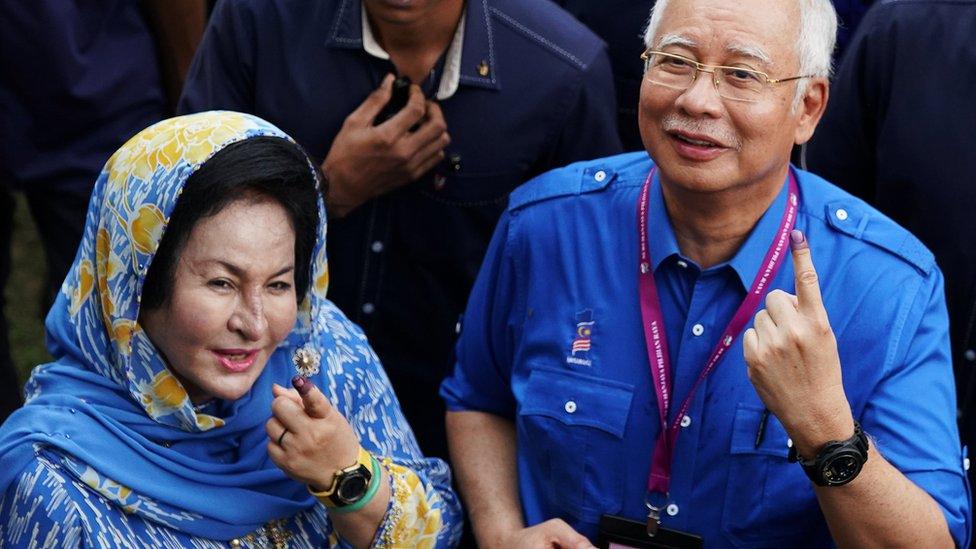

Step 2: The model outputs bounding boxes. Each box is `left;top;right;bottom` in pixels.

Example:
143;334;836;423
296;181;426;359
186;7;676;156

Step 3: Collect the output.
228;291;268;340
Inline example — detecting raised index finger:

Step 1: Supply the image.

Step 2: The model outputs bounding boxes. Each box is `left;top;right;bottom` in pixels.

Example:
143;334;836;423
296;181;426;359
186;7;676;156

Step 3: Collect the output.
790;229;825;319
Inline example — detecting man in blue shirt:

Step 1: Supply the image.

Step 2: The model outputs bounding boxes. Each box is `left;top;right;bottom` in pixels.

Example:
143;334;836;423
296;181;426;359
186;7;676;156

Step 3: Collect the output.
178;0;621;464
441;0;970;546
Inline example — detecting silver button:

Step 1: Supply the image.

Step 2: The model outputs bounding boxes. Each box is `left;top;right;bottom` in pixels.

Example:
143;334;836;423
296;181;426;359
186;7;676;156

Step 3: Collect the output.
680;415;692;428
362;302;376;314
966;458;971;472
594;170;607;182
564;401;577;414
455;321;462;335
676;260;688;269
371;241;384;253
965;349;976;362
666;503;679;516
835;208;849;221
692;324;704;336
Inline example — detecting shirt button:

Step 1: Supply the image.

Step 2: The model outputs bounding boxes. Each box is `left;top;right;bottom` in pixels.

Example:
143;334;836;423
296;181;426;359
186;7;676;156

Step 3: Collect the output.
371;241;384;253
362;303;376;314
676;260;688;269
666;503;679;516
680;415;692;428
835;208;849;221
965;349;976;362
565;400;577;414
692;324;704;336
594;170;607;182
965;458;971;472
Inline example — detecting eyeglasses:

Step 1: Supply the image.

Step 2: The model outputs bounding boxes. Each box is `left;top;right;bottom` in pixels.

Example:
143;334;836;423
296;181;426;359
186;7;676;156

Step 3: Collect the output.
640;49;813;103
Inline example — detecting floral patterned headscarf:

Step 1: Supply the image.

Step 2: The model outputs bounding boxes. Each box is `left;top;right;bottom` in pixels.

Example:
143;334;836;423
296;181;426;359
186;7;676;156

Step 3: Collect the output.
62;111;330;432
0;112;337;539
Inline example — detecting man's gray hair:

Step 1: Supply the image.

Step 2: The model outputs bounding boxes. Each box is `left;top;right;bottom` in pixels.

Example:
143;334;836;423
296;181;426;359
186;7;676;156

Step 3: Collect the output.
642;0;838;106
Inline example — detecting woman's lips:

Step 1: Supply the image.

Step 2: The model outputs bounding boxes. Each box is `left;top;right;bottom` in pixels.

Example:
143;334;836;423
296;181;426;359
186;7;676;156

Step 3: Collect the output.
212;349;259;373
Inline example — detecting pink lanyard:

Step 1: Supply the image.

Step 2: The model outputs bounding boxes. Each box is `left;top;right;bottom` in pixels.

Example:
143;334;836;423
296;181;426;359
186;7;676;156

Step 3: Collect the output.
637;168;799;533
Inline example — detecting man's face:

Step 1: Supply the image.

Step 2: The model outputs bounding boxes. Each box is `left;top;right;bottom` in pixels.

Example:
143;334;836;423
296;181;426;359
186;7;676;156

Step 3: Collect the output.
639;0;825;195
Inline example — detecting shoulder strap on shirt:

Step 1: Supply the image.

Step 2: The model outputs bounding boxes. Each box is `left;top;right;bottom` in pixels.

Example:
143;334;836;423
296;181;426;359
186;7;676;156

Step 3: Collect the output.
508;165;616;212
822;200;934;276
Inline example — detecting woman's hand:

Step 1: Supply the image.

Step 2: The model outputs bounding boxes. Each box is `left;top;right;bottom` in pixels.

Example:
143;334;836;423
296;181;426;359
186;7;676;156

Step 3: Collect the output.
266;375;361;491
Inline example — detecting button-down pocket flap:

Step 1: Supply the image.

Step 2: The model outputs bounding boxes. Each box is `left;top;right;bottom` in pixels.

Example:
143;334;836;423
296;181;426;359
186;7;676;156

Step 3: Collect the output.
519;368;634;438
729;403;790;458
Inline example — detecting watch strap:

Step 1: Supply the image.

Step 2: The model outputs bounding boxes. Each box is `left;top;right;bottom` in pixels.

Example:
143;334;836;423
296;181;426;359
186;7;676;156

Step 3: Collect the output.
308;446;374;499
788;420;869;486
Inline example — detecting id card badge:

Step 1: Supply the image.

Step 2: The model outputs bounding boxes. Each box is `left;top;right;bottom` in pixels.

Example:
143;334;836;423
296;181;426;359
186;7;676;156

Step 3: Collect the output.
597;515;703;549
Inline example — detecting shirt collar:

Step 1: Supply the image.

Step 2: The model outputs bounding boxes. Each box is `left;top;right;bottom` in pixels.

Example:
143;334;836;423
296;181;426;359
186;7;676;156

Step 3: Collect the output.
648;170;792;289
326;0;500;95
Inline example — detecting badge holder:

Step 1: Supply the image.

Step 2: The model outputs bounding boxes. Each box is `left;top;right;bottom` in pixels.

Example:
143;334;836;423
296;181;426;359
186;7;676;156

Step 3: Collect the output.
597;515;703;549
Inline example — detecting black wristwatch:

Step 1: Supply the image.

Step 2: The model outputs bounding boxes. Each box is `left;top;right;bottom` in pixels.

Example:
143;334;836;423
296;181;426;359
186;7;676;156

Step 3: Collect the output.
788;420;869;486
309;447;375;508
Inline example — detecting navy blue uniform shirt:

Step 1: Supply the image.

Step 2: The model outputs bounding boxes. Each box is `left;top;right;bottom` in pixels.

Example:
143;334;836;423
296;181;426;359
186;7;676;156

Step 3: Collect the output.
442;152;971;546
179;0;622;459
0;0;167;191
806;0;976;474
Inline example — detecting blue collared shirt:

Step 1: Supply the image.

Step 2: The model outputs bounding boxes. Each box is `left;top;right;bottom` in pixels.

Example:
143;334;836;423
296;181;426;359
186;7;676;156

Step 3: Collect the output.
179;0;621;459
441;152;971;547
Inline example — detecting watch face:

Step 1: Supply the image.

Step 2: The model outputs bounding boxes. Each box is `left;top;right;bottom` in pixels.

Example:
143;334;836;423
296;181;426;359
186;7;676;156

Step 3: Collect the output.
336;472;369;503
822;451;863;485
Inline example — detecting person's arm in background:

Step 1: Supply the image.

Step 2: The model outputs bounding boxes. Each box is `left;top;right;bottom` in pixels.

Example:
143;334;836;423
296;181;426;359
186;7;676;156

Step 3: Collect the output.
142;0;207;113
441;212;596;549
804;4;892;200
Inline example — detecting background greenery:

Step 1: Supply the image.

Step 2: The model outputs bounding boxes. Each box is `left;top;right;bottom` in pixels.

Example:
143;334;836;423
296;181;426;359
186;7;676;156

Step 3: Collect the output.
10;194;52;389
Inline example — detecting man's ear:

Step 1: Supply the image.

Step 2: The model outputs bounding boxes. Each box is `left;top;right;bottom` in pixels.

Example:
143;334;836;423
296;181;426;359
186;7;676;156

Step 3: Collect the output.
794;78;829;145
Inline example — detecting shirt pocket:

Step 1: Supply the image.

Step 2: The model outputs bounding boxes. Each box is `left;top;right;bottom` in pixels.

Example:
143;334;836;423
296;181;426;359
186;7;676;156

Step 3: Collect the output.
517;367;634;522
721;404;830;548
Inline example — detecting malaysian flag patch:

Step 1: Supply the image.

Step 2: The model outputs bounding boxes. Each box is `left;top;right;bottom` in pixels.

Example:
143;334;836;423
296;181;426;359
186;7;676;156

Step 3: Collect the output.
566;309;594;367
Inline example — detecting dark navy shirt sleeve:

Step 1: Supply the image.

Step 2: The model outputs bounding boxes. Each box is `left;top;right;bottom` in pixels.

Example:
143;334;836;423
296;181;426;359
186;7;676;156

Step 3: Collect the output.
546;47;623;168
863;265;971;547
440;210;521;419
177;0;256;114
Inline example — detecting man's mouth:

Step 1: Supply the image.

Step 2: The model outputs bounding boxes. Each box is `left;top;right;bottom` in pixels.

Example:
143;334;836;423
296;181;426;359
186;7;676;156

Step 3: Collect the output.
670;131;725;149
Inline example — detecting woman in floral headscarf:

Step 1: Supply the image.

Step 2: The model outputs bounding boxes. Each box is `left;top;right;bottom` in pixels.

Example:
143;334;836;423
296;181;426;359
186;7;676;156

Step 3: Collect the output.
0;112;461;547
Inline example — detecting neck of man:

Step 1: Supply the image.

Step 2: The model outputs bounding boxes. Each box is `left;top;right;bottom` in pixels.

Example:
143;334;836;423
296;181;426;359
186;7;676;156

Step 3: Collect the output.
366;0;465;83
661;165;789;269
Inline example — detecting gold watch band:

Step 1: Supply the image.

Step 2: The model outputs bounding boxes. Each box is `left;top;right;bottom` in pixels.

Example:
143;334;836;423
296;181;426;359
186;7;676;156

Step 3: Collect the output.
308;446;374;498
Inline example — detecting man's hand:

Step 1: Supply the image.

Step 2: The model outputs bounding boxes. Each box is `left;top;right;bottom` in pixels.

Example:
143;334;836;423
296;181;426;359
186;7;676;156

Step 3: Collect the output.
743;229;855;457
494;519;596;549
322;73;451;217
266;375;361;491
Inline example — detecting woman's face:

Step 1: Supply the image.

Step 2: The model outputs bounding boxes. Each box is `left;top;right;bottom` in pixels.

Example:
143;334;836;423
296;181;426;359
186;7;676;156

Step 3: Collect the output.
140;197;299;404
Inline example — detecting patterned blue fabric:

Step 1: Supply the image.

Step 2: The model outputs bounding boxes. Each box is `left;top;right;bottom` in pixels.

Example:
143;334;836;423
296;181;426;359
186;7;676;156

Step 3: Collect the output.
0;112;461;545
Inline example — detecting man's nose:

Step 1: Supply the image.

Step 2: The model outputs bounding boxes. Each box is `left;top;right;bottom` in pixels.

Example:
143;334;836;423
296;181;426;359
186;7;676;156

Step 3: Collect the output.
674;69;725;117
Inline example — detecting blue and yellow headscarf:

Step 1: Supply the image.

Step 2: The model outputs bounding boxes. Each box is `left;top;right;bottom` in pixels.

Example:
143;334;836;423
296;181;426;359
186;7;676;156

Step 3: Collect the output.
0;112;335;539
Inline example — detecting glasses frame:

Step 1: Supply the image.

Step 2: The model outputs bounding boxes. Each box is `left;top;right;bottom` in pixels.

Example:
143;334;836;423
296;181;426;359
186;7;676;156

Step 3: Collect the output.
640;49;814;102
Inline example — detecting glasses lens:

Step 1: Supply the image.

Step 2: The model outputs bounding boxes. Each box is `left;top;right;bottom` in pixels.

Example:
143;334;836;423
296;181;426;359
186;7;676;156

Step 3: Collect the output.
716;67;765;102
645;53;696;90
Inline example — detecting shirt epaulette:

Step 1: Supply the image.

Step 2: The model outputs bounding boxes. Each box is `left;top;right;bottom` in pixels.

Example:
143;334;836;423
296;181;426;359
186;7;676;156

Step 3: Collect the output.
508;164;616;212
821;199;935;276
